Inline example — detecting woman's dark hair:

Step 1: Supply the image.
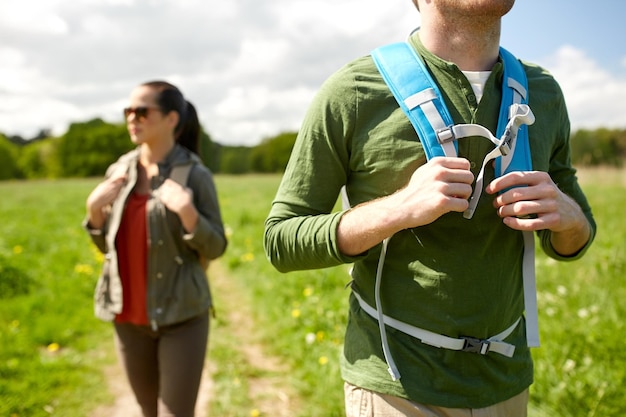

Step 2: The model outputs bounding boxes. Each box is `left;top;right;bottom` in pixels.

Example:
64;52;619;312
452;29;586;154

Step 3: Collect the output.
141;80;200;154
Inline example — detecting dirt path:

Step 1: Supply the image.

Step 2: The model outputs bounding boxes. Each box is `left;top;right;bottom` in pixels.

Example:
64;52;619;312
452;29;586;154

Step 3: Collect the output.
90;360;213;417
90;261;297;417
210;261;299;417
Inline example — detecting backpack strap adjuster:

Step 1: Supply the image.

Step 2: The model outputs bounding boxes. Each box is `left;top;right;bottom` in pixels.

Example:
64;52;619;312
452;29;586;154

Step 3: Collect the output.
461;336;491;355
498;138;512;156
436;126;456;144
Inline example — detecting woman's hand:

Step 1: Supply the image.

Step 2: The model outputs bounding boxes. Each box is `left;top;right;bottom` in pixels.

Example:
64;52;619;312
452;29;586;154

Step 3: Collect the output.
158;179;199;233
86;174;126;229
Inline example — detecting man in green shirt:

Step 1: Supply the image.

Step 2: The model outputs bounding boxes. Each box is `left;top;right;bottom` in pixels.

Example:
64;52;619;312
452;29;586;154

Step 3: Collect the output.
264;0;596;415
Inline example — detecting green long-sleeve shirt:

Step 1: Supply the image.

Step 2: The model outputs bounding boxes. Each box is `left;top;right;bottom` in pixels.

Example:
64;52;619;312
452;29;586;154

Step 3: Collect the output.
264;34;595;408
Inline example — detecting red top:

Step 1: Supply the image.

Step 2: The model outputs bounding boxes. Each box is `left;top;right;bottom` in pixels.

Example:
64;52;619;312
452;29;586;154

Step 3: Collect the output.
115;192;150;325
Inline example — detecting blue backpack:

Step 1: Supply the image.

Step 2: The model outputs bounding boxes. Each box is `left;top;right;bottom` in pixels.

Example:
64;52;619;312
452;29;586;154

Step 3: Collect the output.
352;41;539;381
372;41;535;218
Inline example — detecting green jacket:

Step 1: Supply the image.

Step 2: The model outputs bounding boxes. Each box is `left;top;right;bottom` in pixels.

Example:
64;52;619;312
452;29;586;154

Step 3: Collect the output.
84;144;227;328
264;34;596;408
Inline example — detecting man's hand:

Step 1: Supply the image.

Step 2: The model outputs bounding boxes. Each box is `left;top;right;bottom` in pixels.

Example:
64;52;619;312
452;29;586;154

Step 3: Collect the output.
389;157;475;228
486;171;591;256
337;157;474;256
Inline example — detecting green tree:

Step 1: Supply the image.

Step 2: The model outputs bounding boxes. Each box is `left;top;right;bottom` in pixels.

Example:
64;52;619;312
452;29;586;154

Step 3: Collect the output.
249;132;297;173
54;119;132;177
15;138;61;179
0;135;21;180
219;146;252;174
198;129;221;172
571;128;626;167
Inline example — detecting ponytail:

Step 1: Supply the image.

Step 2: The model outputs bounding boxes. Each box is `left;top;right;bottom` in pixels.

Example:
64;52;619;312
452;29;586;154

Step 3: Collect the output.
176;101;200;154
141;80;201;154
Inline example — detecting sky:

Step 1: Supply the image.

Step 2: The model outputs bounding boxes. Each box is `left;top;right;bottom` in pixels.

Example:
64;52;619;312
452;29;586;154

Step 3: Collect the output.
1;0;625;146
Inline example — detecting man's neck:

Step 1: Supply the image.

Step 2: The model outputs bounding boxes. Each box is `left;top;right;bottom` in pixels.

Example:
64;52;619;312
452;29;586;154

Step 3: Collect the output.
418;10;502;71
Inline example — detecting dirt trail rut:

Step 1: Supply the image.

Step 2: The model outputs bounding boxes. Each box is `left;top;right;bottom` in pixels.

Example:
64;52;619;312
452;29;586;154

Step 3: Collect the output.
90;261;297;417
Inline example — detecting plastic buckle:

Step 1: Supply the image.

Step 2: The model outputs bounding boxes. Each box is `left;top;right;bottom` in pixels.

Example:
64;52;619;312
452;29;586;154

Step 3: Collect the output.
499;129;513;156
436;126;456;144
461;337;490;355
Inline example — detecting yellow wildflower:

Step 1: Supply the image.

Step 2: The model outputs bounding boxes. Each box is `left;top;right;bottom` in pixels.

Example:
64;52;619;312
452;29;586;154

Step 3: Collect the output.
241;252;255;262
74;264;94;275
92;247;105;263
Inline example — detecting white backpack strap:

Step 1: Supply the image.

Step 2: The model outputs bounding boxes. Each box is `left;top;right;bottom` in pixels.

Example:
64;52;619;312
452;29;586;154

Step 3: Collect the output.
463;104;535;219
374;237;401;380
353;287;519;359
522;230;539;347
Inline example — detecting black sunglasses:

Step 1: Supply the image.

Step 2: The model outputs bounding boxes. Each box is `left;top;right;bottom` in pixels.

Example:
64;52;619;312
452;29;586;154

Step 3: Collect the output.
123;106;161;120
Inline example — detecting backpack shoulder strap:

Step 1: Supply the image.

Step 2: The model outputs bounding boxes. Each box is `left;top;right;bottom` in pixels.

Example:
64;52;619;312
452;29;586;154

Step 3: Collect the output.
169;162;194;187
496;47;532;177
371;42;457;159
371;42;533;174
168;161;211;272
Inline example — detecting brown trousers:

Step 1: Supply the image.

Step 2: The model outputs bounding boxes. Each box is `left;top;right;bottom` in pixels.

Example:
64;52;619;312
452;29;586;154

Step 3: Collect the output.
344;382;528;417
113;312;209;417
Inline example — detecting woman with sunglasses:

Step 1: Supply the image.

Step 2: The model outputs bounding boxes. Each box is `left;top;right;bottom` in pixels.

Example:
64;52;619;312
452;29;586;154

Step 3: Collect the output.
83;80;227;417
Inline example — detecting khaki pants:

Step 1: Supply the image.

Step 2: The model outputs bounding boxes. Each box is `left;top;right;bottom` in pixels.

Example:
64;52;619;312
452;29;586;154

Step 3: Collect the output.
344;382;528;417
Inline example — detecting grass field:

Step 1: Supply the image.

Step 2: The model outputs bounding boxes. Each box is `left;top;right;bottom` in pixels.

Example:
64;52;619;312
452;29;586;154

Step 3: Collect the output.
0;168;624;416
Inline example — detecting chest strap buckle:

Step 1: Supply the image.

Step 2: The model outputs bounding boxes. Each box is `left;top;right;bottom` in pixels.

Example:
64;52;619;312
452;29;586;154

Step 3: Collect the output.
461;336;491;355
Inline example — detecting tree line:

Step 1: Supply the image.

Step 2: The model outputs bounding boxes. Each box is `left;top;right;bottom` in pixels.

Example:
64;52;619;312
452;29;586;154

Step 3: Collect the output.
0;119;297;180
0;119;625;181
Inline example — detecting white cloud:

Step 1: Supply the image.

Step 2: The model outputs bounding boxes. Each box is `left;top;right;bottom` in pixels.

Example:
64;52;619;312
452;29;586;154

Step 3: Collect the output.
0;2;69;35
0;0;419;144
276;1;398;38
0;48;32;93
6;0;623;147
543;46;626;130
0;95;79;138
213;85;317;141
230;39;292;76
